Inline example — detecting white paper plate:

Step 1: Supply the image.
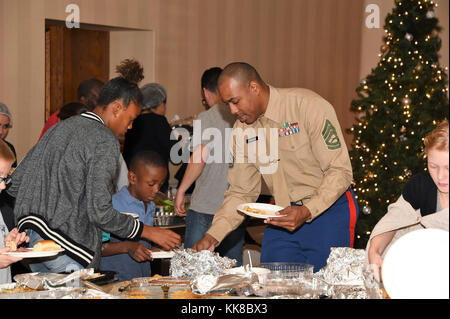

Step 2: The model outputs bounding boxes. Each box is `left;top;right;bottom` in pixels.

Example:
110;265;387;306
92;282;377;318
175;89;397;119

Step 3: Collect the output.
382;228;449;299
237;203;285;219
2;248;65;258
121;212;139;219
151;251;175;259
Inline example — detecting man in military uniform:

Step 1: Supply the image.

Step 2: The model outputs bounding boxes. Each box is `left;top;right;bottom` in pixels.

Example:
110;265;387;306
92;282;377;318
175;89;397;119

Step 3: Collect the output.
193;62;358;271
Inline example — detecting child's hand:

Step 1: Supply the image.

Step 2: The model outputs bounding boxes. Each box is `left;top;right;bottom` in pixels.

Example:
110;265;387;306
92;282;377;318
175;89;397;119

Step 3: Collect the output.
150;228;182;251
126;242;152;262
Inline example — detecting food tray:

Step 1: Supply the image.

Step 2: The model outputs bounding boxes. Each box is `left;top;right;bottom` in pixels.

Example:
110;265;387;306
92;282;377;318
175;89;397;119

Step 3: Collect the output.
153;215;185;227
0;282;39;295
0;287;118;299
85;270;117;286
250;262;322;298
132;276;190;287
117;278;190;299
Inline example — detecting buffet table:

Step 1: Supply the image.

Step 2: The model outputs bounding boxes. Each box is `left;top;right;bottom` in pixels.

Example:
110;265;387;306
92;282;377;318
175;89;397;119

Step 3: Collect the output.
0;247;386;299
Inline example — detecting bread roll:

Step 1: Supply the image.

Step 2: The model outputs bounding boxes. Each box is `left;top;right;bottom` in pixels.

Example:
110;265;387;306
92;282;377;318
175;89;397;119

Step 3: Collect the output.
5;241;17;252
33;240;61;251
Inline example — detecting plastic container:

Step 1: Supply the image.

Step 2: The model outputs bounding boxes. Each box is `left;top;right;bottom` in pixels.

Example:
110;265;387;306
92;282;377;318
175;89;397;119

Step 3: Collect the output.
252;263;320;298
259;262;314;279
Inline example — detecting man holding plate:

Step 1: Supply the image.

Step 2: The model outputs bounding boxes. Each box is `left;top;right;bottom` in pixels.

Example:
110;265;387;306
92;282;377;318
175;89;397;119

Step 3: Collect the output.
193;62;358;272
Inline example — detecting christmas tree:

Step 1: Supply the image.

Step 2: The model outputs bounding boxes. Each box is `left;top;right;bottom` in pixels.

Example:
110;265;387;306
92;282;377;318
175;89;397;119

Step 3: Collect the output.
348;0;449;248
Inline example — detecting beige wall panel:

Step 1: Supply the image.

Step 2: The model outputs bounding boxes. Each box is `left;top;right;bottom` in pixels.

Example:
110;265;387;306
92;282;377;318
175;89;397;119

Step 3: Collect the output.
43;0;157;30
109;30;155;82
6;0;447;163
0;0;45;161
435;0;449;73
0;0;157;161
156;0;364;149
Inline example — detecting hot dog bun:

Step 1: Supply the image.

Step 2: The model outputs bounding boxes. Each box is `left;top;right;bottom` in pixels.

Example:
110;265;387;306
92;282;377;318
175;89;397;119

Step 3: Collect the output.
33;240;61;252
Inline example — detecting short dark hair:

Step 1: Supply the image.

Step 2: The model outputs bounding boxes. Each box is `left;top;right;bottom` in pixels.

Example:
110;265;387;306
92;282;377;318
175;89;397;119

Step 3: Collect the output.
57;102;88;121
218;62;264;87
129;150;167;173
77;78;104;111
201;67;223;93
97;77;143;109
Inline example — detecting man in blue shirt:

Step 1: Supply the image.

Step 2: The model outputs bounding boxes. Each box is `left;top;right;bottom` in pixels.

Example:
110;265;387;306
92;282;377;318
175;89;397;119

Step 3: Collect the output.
101;150;169;281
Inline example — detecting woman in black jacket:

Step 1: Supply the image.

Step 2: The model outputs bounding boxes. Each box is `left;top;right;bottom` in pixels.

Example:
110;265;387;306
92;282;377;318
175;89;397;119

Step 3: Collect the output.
123;83;175;192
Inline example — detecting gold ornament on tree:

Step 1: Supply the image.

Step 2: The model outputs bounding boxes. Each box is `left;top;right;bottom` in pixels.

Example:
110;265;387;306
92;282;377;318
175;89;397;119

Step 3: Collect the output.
404;168;412;178
415;63;423;72
362;205;372;215
402;97;412;105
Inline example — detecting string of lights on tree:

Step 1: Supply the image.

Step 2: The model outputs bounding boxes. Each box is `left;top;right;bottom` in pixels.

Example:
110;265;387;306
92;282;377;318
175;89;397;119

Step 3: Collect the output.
348;0;449;248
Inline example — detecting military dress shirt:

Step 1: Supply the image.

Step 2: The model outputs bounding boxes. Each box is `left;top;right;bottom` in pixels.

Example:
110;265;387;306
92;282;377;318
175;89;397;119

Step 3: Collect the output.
207;86;353;243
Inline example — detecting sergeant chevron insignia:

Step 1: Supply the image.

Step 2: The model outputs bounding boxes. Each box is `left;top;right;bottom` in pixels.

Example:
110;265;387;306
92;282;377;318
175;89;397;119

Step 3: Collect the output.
322;119;341;150
229;155;234;168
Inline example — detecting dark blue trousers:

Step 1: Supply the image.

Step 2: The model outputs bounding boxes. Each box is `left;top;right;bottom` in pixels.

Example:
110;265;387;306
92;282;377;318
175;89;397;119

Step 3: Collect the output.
261;188;358;272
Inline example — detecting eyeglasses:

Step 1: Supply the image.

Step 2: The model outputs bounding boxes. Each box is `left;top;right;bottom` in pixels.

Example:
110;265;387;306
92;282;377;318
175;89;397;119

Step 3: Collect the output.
0;175;11;185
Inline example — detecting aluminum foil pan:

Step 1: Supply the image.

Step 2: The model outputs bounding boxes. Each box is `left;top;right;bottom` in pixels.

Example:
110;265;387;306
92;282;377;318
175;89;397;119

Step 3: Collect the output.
169;249;236;280
191;273;258;295
13;269;95;290
315;247;384;299
316;247;367;286
0;287;117;299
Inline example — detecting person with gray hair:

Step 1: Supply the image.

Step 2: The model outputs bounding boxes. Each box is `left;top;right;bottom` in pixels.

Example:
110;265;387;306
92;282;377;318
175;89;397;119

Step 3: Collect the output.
123;83;174;192
141;83;167;113
0;102;17;167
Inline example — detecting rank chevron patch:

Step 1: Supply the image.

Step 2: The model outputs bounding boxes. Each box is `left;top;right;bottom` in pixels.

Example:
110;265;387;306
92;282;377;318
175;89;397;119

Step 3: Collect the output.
321;119;341;150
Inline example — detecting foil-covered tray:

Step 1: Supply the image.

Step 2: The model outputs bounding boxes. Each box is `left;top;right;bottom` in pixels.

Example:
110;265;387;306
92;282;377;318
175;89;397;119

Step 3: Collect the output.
191;273;258;295
170;248;236;280
315;247;384;299
13;269;95;290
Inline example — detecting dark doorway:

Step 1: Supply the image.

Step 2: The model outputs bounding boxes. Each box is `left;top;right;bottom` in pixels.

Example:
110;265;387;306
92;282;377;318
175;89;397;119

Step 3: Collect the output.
45;23;109;121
